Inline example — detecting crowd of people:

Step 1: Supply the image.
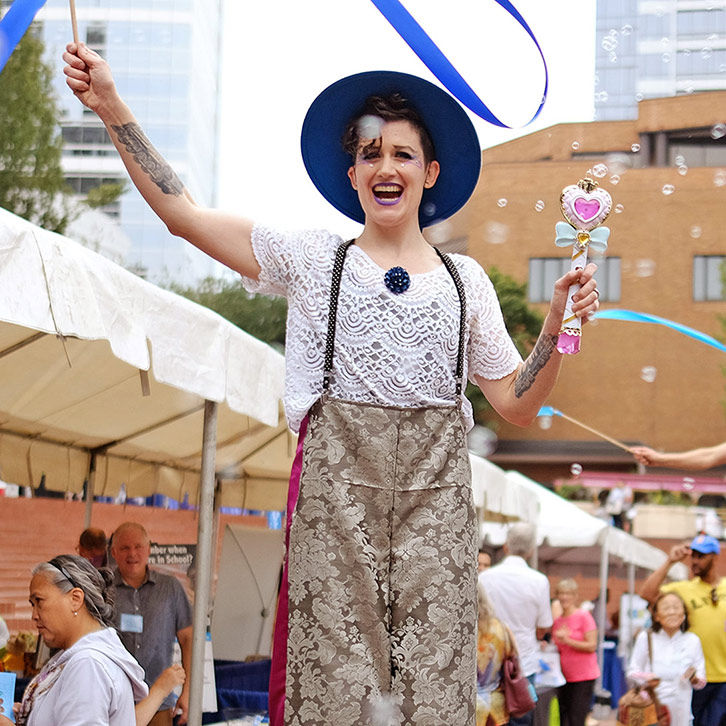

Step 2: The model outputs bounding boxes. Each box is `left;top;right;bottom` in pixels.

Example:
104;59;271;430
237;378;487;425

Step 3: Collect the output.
474;526;724;726
1;523;191;726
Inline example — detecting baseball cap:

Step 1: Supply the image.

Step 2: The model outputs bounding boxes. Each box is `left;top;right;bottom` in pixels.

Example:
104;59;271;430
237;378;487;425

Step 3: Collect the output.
690;533;721;554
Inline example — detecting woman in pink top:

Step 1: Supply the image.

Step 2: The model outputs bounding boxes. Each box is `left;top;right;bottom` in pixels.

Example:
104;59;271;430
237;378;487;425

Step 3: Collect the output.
552;578;600;726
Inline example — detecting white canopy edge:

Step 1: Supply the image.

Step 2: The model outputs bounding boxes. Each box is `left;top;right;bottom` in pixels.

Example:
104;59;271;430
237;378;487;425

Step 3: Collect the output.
0;207;285;426
479;468;688;578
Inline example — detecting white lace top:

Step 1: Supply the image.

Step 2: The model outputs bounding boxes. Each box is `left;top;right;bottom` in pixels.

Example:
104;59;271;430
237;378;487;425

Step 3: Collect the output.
242;226;522;433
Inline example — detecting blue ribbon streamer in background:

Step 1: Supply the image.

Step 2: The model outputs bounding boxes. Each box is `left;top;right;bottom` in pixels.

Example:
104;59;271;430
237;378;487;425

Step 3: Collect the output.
593;309;726;353
0;0;47;74
370;0;548;128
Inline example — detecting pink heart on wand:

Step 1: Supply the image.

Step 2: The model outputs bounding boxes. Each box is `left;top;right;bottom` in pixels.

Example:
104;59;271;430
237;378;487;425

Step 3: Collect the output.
573;198;601;222
560;183;612;231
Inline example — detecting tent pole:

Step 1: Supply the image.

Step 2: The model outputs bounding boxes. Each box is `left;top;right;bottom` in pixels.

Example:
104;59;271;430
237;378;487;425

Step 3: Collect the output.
626;560;636;664
596;531;609;689
83;451;97;529
188;400;218;726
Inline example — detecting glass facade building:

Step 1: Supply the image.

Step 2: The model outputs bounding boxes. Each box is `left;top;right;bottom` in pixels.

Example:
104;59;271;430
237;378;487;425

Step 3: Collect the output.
596;1;726;121
38;0;222;282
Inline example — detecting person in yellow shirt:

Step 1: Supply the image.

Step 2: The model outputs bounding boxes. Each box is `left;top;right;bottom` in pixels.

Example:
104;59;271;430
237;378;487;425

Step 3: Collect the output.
640;534;726;726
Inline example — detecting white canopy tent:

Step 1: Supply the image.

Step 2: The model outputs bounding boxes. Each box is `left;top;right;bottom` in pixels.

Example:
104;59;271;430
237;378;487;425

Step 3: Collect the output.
0;207;292;724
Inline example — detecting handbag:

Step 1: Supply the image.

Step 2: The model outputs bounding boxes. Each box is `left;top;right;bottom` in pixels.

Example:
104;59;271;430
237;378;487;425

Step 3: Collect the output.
617;631;671;726
501;625;536;718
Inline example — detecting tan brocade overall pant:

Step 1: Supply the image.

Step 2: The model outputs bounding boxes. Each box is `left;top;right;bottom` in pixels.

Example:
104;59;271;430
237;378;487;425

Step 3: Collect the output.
283;396;477;726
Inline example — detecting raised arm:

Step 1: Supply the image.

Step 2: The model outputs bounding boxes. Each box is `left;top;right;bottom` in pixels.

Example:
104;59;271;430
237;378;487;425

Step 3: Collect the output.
630;442;726;471
62;42;260;279
475;263;599;427
639;543;690;604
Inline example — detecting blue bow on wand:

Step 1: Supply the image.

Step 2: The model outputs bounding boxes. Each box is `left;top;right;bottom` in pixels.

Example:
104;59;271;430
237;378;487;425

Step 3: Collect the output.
554;222;611;254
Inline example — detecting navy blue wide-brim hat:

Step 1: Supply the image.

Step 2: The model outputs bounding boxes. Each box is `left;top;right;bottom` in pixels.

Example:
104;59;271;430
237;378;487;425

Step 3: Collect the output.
301;70;481;228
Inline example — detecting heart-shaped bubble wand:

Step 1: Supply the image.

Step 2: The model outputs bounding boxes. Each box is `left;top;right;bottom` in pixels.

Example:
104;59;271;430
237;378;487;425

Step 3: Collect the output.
555;177;612;354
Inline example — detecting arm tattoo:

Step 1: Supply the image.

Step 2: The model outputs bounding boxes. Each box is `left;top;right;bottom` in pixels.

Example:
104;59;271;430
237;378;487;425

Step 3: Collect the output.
514;333;558;398
111;122;184;196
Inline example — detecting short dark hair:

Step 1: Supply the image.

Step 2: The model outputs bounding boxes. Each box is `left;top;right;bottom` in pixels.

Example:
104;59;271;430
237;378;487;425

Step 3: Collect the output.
79;527;107;550
341;93;436;165
651;591;689;633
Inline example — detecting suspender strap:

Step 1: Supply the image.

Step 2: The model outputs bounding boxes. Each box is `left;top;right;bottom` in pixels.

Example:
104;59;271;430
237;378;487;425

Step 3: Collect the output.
322;241;467;395
322;240;355;391
434;247;467;395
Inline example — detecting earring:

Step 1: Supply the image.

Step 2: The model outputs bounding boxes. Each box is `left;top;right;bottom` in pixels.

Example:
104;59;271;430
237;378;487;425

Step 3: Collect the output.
73;611;78;617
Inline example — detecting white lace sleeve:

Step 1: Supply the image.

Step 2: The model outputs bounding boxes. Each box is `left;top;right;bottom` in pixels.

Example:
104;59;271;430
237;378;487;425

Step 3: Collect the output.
457;257;522;382
240;225;343;298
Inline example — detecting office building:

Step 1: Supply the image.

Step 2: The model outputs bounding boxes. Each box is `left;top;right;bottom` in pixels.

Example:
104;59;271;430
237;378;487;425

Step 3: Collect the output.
596;0;726;121
38;0;223;282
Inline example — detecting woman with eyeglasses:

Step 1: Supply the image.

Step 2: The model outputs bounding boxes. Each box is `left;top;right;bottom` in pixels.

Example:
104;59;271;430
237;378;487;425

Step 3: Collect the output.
627;591;706;726
0;554;148;726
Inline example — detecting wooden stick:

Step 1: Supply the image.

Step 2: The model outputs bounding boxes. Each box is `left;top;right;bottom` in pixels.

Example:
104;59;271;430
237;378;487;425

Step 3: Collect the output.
69;0;79;46
555;410;631;452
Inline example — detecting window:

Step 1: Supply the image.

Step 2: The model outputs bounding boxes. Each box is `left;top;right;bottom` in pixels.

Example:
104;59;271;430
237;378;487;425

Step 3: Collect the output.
693;255;726;301
528;257;621;303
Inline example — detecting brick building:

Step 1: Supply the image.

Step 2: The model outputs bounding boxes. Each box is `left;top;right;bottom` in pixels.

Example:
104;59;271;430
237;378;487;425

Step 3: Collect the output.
432;91;726;483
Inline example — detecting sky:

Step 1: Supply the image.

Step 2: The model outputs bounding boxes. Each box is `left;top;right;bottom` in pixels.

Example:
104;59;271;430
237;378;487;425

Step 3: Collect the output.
217;0;598;239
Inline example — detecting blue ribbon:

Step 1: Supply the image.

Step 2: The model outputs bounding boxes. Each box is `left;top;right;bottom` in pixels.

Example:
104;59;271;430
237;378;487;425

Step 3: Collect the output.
0;0;47;74
593;310;726;353
370;0;548;128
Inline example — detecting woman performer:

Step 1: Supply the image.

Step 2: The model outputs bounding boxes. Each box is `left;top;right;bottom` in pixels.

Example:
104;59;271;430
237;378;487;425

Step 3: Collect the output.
63;44;600;726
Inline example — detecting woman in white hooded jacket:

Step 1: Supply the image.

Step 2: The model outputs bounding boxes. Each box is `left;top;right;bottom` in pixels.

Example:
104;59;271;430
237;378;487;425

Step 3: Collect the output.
0;554;148;726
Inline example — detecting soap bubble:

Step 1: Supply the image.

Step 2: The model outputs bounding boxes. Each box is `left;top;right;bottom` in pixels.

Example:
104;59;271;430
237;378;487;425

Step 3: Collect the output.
497;198;508;208
682;477;695;491
602;34;618;52
610;175;621;185
468;425;498;457
690;225;702;238
662;184;675;195
635;259;656;277
595;91;610;103
701;47;713;60
622;24;633;36
714;170;726;187
711;123;726;140
590;163;608;178
535;200;545;212
678;165;688;176
675;154;686;166
631;143;641;153
615;203;624;214
485;221;509;245
609;51;618;63
640;366;657;383
538;415;553;431
357;115;384;139
635;93;644;102
422;202;437;217
571;141;580;150
570;463;583;476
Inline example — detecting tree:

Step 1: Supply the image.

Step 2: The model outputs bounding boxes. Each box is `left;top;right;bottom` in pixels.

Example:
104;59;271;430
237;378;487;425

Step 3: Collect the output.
466;266;543;426
169;277;287;348
0;29;72;233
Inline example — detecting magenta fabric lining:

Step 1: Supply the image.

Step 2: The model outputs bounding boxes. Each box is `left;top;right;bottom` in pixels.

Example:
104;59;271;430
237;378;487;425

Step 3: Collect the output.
268;414;309;726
